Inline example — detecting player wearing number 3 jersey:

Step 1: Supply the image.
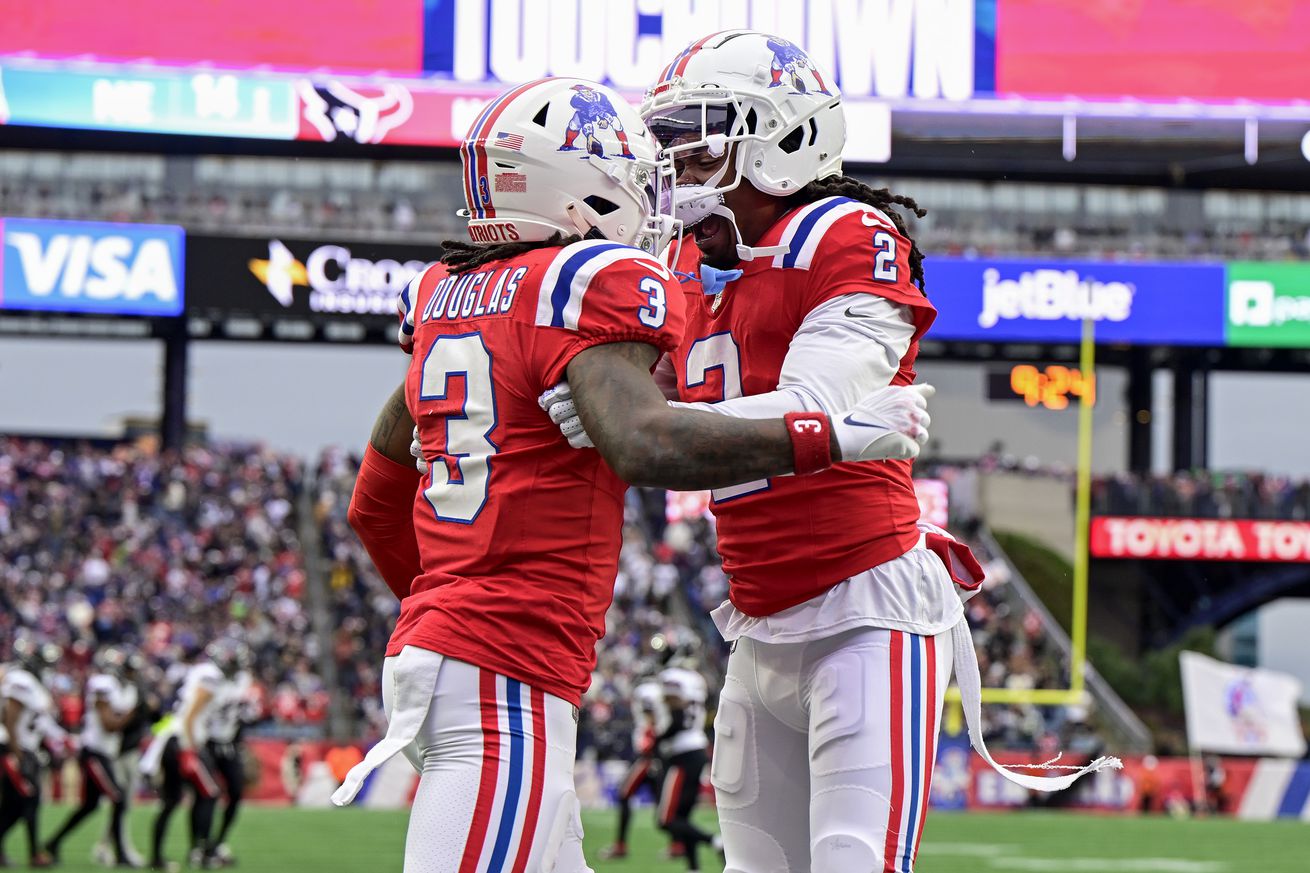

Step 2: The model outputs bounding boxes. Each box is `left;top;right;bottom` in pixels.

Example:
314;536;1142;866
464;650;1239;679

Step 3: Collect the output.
332;77;936;873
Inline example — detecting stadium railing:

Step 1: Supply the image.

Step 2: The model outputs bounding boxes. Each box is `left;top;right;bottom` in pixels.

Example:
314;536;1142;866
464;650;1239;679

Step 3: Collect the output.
977;526;1153;753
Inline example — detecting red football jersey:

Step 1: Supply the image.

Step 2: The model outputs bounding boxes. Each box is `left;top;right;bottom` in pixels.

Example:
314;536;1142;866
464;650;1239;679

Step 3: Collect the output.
672;196;938;616
389;240;685;704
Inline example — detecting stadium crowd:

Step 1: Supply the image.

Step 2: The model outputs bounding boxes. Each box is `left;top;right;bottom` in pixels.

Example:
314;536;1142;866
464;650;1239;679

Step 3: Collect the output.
1092;470;1310;520
0;436;324;732
2;438;1085;759
5;150;1310;261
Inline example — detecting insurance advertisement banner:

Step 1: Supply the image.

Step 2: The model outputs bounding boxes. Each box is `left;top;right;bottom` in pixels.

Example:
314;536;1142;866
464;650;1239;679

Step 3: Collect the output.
1225;262;1310;349
923;257;1227;347
1090;517;1310;562
185;235;438;323
0;218;184;316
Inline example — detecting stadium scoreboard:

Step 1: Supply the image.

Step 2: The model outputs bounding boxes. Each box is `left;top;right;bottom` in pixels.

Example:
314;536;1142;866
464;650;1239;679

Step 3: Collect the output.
987;364;1095;410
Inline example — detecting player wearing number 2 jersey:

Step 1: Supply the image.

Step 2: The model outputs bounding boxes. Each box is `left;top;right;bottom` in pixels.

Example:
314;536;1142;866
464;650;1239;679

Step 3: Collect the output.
333;77;936;873
545;32;1120;873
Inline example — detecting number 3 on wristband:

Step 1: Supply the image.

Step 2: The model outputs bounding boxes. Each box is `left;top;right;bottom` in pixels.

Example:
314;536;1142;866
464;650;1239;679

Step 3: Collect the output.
684;331;771;503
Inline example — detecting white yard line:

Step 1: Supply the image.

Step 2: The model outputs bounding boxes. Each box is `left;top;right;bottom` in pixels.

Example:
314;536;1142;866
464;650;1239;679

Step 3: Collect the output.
992;859;1228;873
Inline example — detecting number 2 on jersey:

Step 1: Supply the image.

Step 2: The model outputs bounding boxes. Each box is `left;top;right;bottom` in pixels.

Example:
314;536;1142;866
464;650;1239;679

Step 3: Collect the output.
872;231;898;282
417;332;498;524
684;332;770;503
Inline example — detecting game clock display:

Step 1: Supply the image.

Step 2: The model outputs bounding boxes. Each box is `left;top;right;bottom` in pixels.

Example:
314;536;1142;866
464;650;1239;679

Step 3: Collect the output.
987;364;1095;410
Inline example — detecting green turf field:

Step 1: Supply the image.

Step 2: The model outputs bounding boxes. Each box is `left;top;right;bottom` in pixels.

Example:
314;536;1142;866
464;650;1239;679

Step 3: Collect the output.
9;803;1309;872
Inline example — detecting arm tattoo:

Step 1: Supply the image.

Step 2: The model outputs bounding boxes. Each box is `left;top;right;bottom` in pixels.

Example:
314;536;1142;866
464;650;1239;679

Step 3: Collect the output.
567;342;809;490
369;382;416;465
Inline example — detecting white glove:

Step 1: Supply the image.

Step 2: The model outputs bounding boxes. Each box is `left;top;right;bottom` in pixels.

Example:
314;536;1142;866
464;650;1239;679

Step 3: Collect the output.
538;382;595;449
832;384;934;462
410;425;428;474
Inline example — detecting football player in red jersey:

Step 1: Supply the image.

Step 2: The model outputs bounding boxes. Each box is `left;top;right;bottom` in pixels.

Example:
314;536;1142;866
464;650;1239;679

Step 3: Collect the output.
543;32;1121;873
331;77;938;873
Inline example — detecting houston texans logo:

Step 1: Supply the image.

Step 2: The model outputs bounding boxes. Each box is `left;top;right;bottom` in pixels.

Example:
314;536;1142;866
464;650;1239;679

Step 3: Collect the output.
298;80;414;145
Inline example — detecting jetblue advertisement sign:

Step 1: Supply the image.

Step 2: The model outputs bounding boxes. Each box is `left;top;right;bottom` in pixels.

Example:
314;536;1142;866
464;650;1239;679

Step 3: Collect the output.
924;257;1226;347
0;218;185;316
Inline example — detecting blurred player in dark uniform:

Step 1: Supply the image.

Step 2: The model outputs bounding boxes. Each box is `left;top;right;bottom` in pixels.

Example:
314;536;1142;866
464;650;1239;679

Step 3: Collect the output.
94;650;156;868
45;647;137;866
205;652;256;867
142;642;241;871
0;639;59;868
599;679;665;860
654;668;716;873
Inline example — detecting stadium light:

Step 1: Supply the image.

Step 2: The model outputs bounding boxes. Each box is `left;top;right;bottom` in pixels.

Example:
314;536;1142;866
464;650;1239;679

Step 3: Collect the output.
1302;130;1310;162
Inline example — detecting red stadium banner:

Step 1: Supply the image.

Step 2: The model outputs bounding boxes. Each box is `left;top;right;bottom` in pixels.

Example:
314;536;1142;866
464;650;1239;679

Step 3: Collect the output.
0;0;423;75
960;751;1260;815
997;0;1310;103
1090;517;1310;562
244;738;350;804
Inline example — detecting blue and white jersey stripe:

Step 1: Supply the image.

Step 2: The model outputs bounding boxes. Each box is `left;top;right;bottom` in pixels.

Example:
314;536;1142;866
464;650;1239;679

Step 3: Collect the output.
535;240;663;330
771;196;897;271
396;271;422;351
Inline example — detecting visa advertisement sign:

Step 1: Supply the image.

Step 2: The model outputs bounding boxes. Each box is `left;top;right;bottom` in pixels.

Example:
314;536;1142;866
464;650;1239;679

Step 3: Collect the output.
925;257;1226;347
0;218;185;316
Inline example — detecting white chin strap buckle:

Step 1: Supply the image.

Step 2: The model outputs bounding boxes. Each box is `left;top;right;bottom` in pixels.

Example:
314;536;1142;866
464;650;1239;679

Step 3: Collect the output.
672;184;722;229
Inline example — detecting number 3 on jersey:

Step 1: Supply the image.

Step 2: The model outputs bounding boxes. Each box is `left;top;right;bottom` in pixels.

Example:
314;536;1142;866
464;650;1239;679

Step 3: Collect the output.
684;332;769;503
637;276;667;328
417;332;498;524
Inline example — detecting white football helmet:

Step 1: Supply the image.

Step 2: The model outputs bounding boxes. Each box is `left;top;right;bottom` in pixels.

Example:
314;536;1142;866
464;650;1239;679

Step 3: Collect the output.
458;78;675;256
641;31;845;260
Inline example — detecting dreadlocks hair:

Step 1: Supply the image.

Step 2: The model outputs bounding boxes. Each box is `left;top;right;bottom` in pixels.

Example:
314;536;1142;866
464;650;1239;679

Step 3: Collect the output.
440;231;582;275
789;176;929;293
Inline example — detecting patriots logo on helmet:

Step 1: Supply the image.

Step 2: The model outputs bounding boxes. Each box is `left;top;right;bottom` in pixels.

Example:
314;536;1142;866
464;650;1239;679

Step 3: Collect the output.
765;37;832;96
558;84;635;160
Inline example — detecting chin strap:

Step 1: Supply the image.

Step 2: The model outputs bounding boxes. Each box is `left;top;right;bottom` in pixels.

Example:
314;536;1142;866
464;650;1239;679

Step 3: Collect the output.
718;202;786;260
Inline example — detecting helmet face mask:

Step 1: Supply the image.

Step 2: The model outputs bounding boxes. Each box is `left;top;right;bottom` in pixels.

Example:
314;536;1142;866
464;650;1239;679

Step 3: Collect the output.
205;639;251;678
94;646;128;677
11;635;58;676
642;32;846;261
459;78;678;259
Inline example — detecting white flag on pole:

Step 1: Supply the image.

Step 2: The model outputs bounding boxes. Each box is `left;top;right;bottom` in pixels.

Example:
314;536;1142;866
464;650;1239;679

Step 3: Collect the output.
1180;651;1307;757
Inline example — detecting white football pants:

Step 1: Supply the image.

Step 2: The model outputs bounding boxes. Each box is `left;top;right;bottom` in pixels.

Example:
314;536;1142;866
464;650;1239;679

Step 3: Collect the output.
335;647;592;873
711;626;953;873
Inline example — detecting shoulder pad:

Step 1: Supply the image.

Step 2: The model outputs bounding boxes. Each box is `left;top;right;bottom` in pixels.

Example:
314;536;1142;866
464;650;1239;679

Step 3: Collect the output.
535;240;669;330
771;196;895;271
